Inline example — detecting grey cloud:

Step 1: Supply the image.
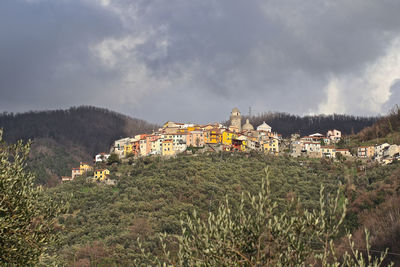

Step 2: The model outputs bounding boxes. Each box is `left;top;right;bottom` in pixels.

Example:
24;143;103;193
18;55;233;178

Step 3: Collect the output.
1;0;400;123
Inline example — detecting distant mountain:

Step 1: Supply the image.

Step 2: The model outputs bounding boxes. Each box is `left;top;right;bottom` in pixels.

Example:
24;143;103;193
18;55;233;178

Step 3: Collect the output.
242;112;379;137
0;106;158;185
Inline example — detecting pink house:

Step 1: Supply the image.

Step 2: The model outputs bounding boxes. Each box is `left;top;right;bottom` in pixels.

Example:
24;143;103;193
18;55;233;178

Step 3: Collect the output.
187;131;205;147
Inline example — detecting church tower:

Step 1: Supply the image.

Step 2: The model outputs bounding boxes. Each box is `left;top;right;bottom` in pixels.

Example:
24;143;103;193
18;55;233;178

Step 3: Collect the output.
230;107;242;132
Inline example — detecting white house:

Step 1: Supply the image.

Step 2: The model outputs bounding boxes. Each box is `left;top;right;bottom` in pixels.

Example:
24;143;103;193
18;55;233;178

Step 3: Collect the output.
95;153;110;163
327;129;341;143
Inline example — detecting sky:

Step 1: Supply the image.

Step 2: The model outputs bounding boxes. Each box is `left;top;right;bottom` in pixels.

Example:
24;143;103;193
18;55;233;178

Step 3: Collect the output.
1;0;400;124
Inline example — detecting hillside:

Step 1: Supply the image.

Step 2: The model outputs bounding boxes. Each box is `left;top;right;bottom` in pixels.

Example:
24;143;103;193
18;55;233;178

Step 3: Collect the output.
243;112;378;137
0;106;158;185
356;106;400;144
44;153;400;265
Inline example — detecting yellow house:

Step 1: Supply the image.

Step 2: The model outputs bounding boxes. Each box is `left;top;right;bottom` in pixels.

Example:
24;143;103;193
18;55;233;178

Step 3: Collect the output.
162;139;175;156
205;129;222;144
94;169;110;181
321;146;336;158
263;138;279;155
79;162;93;175
222;131;237;146
124;144;134;157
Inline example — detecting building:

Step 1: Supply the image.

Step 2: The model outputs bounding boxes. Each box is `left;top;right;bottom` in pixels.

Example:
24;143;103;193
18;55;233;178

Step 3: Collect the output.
229;108;242;132
187;131;205;147
357;146;375;158
71;168;80;179
61;176;73;182
303;142;321;158
263;138;279;155
242;119;254;132
221;131;237;146
232;135;247;151
95;153;110;163
150;136;163;155
383;144;400;159
205;128;222;144
257;121;272;132
321;146;336;158
113;137;131;158
80;162;93;175
290;141;303;157
172;133;187;152
327;129;341;143
161;139;174;156
139;135;150;157
375;143;390;160
94;169;110;181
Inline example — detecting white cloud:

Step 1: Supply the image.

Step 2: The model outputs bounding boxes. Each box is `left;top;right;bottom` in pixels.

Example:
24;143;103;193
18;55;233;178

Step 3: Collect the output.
317;36;400;115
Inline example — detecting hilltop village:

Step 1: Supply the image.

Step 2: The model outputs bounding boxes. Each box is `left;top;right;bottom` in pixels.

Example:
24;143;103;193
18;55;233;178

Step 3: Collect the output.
62;108;400;183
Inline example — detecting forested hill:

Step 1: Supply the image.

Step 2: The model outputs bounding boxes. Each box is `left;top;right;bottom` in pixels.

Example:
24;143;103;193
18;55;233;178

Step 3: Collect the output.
245;112;378;137
0;106;158;185
0;106;158;155
356;106;400;143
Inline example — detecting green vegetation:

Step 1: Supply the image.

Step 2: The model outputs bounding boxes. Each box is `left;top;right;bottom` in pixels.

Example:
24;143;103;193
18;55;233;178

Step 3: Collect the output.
41;152;400;265
139;172;391;266
0;106;158;186
0;130;64;265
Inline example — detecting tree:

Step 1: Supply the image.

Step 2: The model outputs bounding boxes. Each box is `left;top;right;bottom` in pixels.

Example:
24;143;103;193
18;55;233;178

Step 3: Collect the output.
137;168;392;266
107;153;120;165
0;129;63;265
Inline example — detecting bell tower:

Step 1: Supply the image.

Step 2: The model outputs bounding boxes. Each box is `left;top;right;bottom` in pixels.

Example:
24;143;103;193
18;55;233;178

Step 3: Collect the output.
230;107;242;132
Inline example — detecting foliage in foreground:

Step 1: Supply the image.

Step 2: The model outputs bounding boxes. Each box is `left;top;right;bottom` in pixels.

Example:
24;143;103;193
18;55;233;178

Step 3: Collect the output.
138;169;392;266
0;130;64;265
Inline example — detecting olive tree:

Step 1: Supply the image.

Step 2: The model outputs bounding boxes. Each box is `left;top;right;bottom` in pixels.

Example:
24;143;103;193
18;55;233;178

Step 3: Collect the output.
0;130;63;265
137;168;392;266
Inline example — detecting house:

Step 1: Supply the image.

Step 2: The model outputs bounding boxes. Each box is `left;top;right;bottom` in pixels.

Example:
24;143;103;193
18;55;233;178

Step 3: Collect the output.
124;143;134;157
357;146;375;158
71;168;80;179
94;169;110;181
327;129;341;143
150;136;163;155
139;135;150;157
95;153;110;163
172;133;188;153
263;138;279;155
310;133;324;138
375;143;390;160
187;131;205;147
113;137;131;158
290;141;303;157
301;136;323;143
383;144;400;159
221;131;237;146
61;176;73;182
204;128;222;144
161;139;174;156
246;136;259;151
232;135;247;151
302;142;321;158
321;146;336;158
80;162;93;175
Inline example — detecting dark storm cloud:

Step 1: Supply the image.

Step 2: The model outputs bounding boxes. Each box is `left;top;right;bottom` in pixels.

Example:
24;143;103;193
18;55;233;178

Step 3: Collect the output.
1;0;400;123
0;0;124;110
